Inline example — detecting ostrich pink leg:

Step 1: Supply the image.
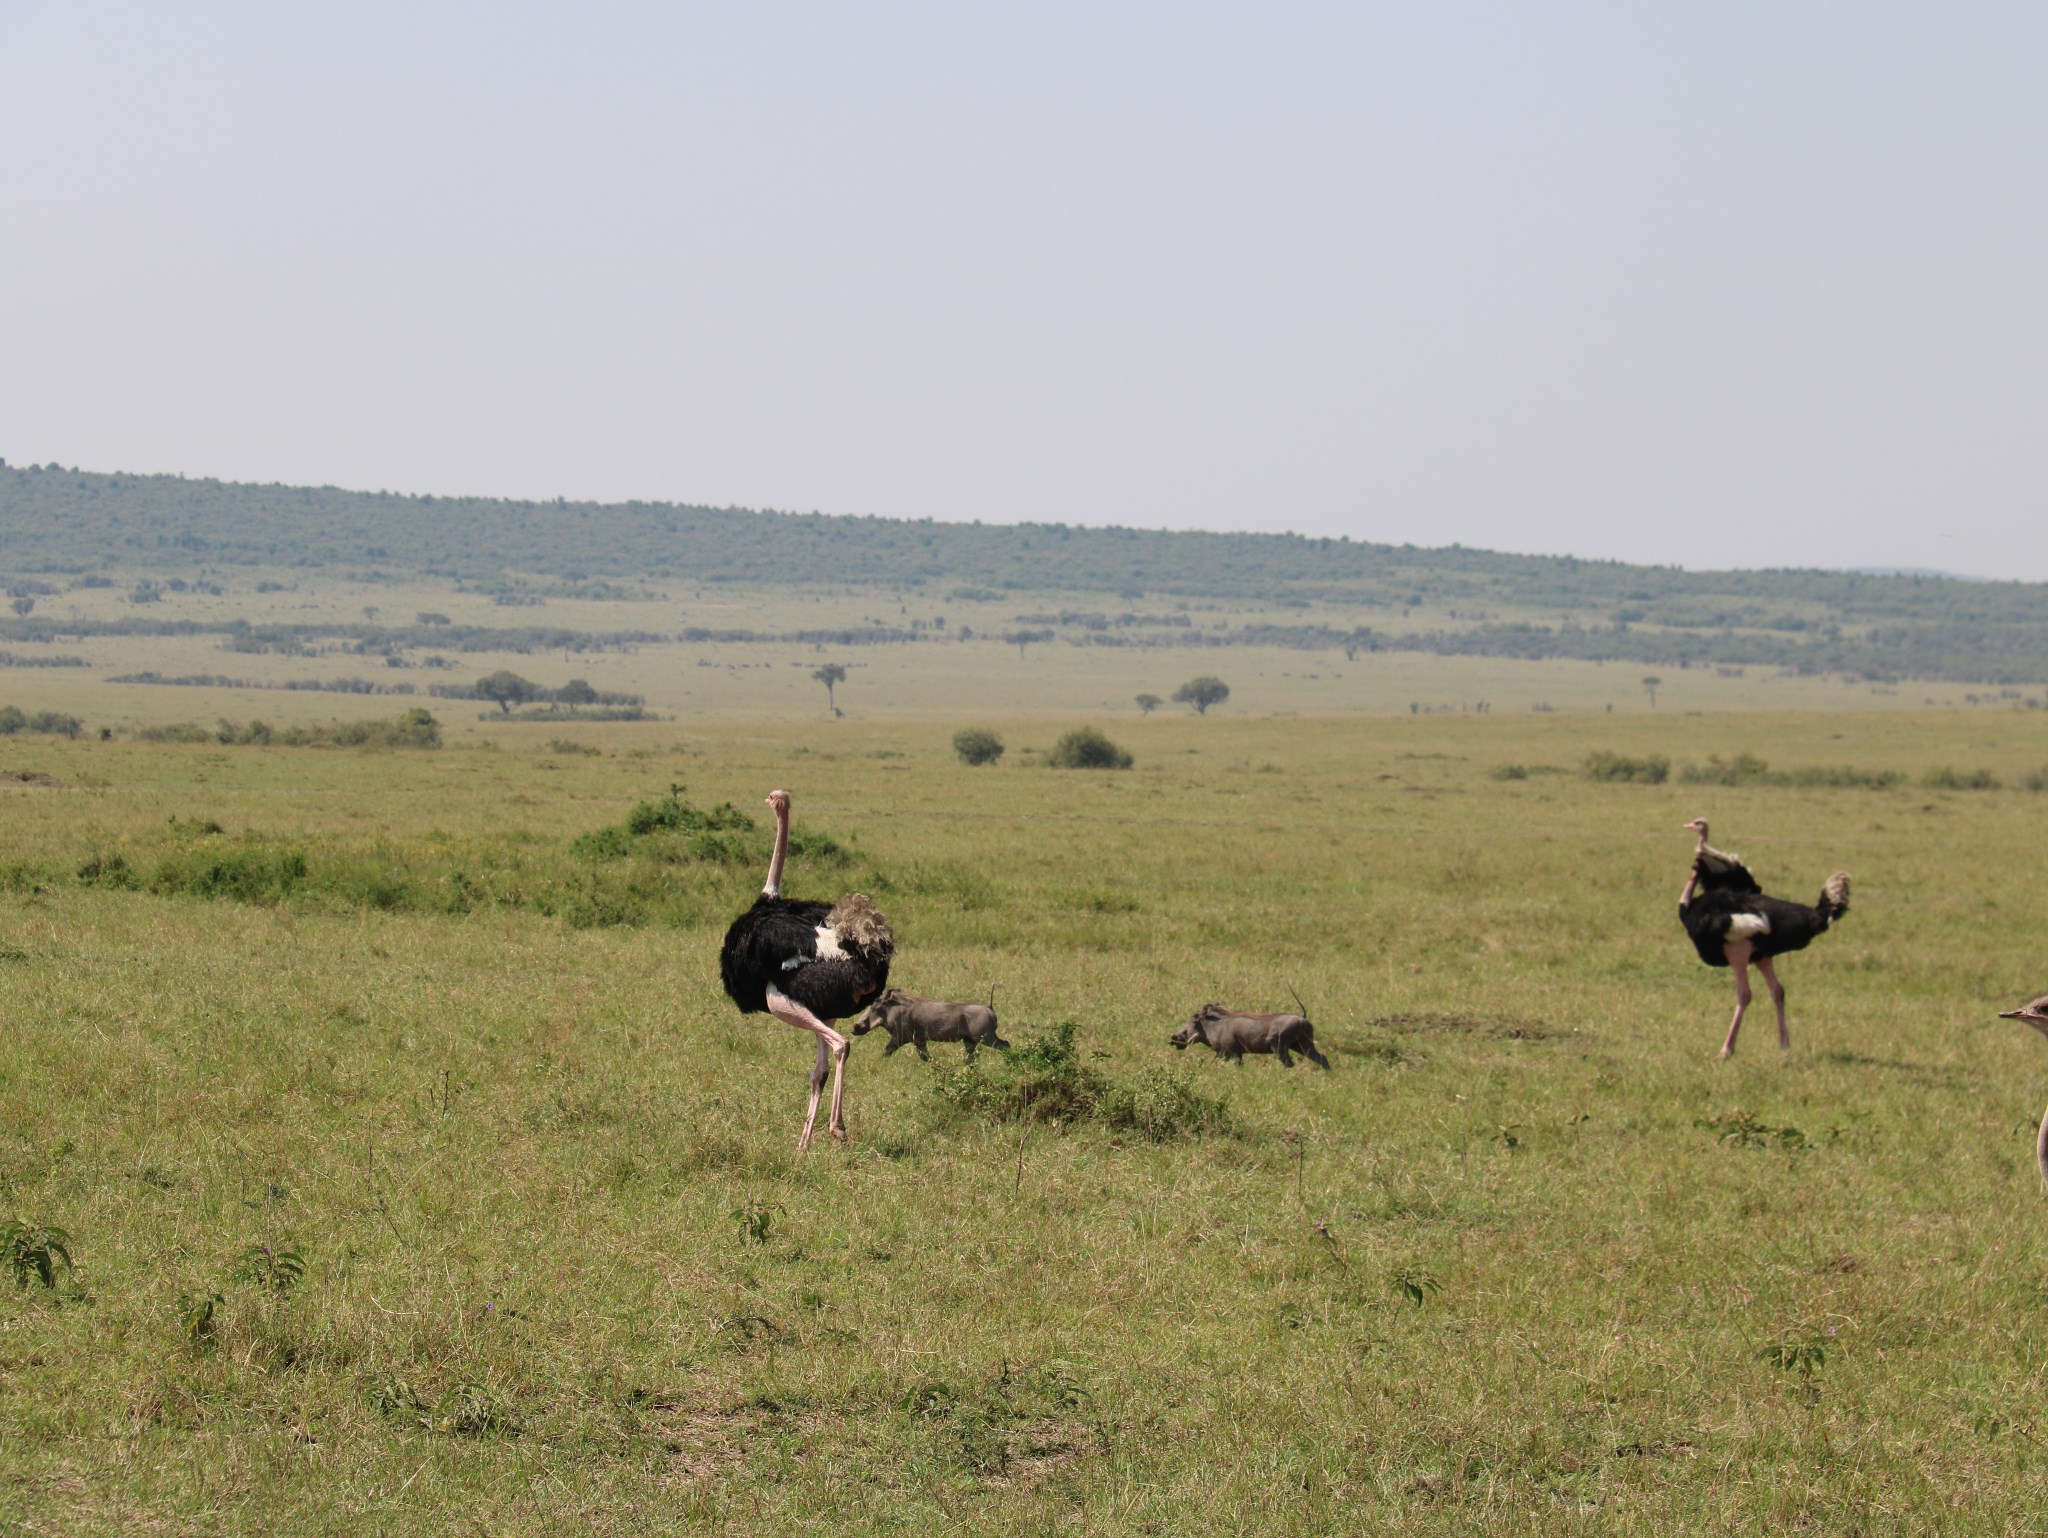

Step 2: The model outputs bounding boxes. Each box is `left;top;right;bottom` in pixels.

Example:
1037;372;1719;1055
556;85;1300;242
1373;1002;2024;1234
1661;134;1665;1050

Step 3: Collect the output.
765;984;848;1151
1719;941;1754;1059
1756;955;1789;1050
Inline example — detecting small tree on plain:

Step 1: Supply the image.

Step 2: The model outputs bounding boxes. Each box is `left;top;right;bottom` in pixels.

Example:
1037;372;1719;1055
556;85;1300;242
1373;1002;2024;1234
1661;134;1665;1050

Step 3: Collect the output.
1642;675;1662;708
1173;676;1230;715
475;670;542;714
557;679;598;710
10;597;32;617
813;663;847;711
1005;629;1053;659
953;728;1005;766
1135;693;1161;715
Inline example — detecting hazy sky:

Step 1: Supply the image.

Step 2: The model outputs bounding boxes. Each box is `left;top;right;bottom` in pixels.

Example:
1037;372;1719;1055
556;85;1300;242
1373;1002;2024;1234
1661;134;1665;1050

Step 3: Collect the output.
4;4;2043;577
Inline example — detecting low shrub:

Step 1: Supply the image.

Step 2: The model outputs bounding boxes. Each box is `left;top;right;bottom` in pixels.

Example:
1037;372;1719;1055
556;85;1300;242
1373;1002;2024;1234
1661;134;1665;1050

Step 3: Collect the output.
1048;727;1133;770
1583;751;1669;784
207;709;442;749
953;728;1005;766
1679;753;1905;789
1922;766;2000;791
0;707;81;738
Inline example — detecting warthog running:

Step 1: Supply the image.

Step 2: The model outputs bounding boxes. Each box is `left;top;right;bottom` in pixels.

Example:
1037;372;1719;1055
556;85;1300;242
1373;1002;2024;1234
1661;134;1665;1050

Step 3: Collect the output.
1170;1002;1330;1070
852;988;1010;1061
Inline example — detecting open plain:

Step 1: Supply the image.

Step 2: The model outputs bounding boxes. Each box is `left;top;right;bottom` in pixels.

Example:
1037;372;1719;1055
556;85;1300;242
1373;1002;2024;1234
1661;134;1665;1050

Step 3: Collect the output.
4;665;2048;1532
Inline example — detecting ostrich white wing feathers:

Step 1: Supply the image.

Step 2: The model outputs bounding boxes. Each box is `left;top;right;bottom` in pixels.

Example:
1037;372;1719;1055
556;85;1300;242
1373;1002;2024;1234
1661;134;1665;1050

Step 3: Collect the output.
1726;913;1771;942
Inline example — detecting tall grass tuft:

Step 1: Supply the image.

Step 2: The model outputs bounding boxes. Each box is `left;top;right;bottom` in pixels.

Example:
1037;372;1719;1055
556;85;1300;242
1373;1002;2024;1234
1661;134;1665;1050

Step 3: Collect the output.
930;1022;1228;1140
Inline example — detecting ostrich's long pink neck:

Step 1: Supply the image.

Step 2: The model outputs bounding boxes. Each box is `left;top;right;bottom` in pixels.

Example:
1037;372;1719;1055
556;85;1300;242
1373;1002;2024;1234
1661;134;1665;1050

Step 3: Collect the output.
1680;824;1708;905
2037;1105;2048;1187
763;799;790;896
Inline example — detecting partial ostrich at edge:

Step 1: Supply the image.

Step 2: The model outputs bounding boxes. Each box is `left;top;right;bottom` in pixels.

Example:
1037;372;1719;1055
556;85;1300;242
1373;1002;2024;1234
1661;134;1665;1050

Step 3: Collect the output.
1678;819;1850;1058
720;790;893;1150
1999;995;2048;1186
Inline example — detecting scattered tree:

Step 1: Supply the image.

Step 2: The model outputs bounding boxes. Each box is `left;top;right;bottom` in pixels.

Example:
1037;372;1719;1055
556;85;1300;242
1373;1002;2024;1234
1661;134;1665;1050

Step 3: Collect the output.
1005;629;1054;659
953;728;1005;766
1173;676;1231;715
1135;693;1161;715
556;678;598;708
1642;675;1662;708
9;597;32;617
812;663;847;712
474;670;543;714
1049;726;1133;769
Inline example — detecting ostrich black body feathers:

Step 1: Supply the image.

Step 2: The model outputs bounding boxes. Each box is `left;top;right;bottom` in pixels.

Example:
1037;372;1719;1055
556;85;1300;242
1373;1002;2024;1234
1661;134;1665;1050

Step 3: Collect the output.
720;893;892;1020
1679;842;1849;967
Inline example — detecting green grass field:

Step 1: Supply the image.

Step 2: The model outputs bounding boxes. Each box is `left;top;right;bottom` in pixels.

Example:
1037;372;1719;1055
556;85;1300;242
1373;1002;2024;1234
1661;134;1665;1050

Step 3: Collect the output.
4;699;2048;1533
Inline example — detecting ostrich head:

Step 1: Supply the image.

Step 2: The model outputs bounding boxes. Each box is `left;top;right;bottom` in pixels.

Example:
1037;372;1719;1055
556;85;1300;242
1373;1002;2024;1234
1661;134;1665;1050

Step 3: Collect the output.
766;789;791;817
2000;997;2048;1041
1682;818;1709;842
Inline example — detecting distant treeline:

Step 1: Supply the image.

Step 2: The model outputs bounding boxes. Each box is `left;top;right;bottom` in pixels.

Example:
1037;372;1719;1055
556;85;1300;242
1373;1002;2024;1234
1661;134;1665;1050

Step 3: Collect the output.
10;608;2048;686
5;462;2048;683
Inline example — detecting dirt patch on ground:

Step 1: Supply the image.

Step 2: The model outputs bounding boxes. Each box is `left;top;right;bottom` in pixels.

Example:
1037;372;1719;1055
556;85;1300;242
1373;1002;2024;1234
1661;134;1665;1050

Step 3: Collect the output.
0;769;62;786
1371;1012;1554;1041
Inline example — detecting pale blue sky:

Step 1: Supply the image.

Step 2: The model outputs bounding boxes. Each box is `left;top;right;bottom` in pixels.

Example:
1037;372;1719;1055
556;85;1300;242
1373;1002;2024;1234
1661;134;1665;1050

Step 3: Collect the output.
3;3;2043;576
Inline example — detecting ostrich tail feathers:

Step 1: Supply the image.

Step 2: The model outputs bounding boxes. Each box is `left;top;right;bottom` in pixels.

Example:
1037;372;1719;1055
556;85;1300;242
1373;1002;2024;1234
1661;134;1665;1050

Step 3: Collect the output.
1820;871;1850;919
825;893;894;959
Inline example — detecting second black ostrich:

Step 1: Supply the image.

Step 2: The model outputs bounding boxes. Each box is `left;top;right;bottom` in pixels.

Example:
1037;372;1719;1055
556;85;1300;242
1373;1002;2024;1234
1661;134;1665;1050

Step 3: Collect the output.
720;789;893;1149
1678;818;1850;1058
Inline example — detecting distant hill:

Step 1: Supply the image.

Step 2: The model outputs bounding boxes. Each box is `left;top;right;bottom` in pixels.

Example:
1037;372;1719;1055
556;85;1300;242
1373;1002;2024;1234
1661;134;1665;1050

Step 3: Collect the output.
3;463;2046;684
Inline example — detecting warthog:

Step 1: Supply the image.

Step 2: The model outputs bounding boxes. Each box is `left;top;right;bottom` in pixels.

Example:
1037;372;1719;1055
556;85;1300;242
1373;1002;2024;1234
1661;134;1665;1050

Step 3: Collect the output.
1170;1002;1331;1070
852;988;1010;1060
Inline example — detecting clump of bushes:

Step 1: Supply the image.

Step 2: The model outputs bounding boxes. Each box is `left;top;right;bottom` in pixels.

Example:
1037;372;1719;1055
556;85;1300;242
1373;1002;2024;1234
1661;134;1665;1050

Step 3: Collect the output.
1048;727;1133;770
571;785;843;872
1583;751;1669;784
953;728;1005;766
0;706;82;738
1490;763;1567;781
1922;766;2000;791
930;1021;1229;1141
136;710;443;749
1679;753;1905;789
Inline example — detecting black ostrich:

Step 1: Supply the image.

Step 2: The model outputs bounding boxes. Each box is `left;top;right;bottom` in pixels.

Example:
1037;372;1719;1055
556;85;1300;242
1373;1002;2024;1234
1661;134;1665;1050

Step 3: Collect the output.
1678;818;1850;1058
720;789;893;1150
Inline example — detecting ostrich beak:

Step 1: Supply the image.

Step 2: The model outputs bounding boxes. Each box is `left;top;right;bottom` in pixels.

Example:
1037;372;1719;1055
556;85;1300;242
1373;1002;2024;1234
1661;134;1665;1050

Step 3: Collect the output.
2001;1009;2048;1039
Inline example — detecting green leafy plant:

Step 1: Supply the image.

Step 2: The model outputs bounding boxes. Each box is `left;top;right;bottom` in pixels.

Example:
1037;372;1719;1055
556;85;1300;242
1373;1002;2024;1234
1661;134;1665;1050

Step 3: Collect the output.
733;1203;775;1245
234;1242;306;1295
1390;1269;1442;1308
178;1288;224;1344
2;1220;72;1288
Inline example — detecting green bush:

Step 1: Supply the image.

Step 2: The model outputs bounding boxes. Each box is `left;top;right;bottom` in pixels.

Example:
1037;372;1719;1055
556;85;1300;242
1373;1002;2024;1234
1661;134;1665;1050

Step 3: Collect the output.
1048;727;1133;770
953;729;1005;766
1922;766;2000;791
1583;751;1669;784
0;707;81;738
1679;753;1905;789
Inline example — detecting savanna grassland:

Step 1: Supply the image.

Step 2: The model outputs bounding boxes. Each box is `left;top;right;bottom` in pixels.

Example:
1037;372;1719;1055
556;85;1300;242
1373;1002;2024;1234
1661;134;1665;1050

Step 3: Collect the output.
4;699;2048;1536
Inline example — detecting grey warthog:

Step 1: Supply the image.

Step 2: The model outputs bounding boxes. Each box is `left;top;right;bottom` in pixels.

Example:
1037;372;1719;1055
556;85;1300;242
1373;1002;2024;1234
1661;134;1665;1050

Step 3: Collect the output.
852;988;1010;1060
1170;1003;1330;1070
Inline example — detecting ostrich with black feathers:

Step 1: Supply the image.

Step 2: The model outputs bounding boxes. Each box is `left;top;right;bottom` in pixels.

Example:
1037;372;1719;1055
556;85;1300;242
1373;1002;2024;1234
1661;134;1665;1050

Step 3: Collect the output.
720;789;893;1150
1678;818;1850;1058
